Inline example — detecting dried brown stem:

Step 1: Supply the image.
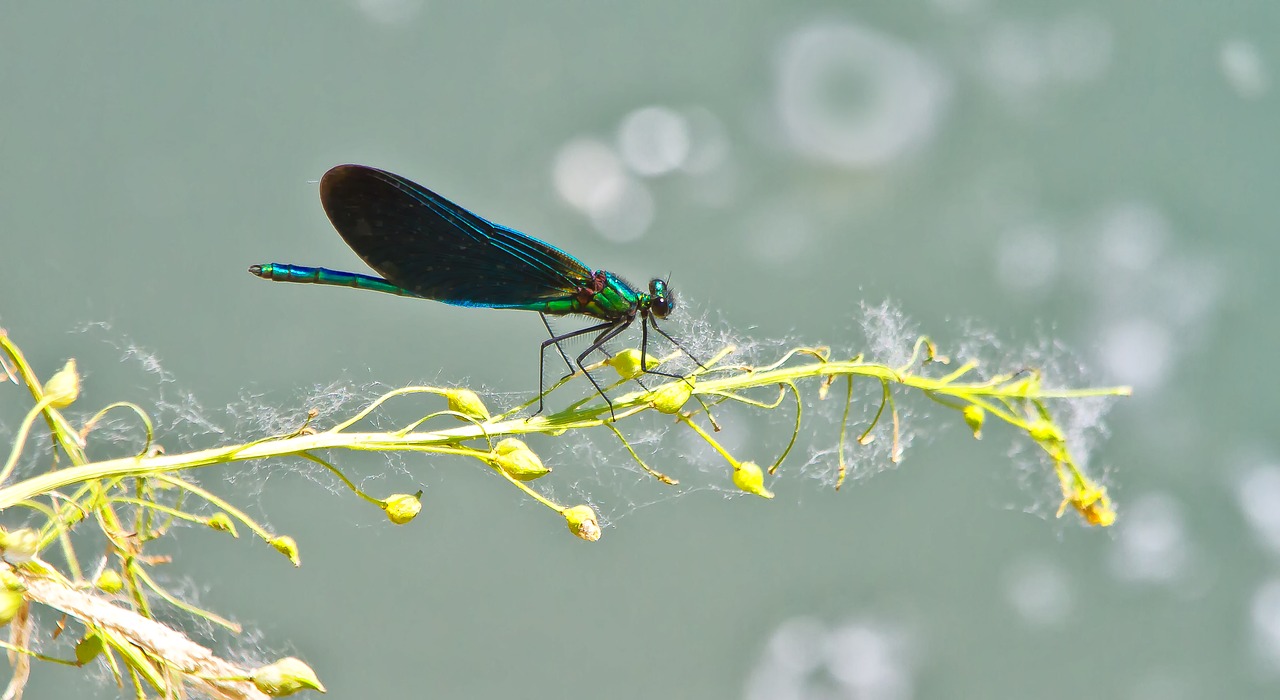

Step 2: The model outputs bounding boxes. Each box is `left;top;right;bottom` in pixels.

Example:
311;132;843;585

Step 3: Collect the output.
14;566;266;700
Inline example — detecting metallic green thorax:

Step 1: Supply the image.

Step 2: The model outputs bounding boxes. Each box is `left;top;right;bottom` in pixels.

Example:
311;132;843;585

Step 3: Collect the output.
515;271;644;320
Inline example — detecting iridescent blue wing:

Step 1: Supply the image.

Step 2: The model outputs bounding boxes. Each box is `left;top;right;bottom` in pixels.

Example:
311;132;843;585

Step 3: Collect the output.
319;164;594;307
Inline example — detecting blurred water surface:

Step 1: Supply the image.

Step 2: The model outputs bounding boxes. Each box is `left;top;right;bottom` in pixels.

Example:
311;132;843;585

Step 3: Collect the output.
1;2;1277;698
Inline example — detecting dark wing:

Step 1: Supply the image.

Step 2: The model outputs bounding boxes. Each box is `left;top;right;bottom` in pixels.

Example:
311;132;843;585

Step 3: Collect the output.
319;164;594;307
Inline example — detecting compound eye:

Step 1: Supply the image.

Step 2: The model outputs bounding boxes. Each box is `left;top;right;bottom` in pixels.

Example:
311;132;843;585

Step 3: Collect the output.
651;294;672;318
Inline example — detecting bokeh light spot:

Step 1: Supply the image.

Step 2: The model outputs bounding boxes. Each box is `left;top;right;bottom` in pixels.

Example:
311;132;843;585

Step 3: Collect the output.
617;106;692;177
1221;39;1269;99
776;22;951;169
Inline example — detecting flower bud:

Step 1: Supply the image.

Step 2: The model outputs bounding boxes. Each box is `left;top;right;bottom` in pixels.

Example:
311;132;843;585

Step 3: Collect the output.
75;632;104;666
0;528;40;563
962;404;984;439
0;587;23;628
383;491;423;525
651;379;694;414
1028;420;1063;444
0;570;23;592
251;656;326;696
207;512;239;538
445;388;490;422
1059;484;1116;527
44;359;80;408
95;569;123;594
1081;501;1116;527
489;438;550;481
607;348;656;381
732;461;774;499
564;505;601;542
270;536;301;567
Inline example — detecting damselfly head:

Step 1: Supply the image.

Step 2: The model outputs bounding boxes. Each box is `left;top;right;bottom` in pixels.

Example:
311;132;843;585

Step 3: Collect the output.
647;278;673;318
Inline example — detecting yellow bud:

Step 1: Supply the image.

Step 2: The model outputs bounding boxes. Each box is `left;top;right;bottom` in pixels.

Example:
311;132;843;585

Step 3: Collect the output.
0;570;23;592
962;405;985;439
445;388;490;422
732;461;774;499
251;656;326;697
563;505;601;542
270;536;301;567
44;359;80;408
95;569;123;594
207;512;239;538
490;438;550;481
383;491;423;525
1028;421;1063;443
1083;502;1116;527
0;528;40;563
1059;484;1116;527
607;348;656;381
0;587;23;627
651;379;694;414
75;632;104;666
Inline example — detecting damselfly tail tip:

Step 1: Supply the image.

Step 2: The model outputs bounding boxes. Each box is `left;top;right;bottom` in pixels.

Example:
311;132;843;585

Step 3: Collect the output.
248;264;263;276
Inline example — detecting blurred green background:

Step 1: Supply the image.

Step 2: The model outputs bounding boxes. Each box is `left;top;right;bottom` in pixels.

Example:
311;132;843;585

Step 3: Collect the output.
2;1;1277;698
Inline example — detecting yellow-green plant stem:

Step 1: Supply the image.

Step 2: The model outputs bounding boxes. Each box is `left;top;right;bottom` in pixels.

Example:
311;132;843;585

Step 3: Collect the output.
0;346;1129;516
0;639;79;666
